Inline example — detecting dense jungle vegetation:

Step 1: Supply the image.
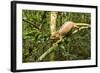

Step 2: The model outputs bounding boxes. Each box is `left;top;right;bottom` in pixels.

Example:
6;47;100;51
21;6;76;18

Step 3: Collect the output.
22;10;91;62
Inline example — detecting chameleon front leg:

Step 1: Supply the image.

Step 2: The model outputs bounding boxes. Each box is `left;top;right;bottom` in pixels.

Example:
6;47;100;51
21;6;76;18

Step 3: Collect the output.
55;35;63;46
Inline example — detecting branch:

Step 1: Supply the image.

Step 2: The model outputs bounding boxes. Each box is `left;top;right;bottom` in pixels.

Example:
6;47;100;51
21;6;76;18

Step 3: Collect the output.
72;26;90;34
49;12;58;60
76;23;90;27
50;12;58;36
22;18;40;30
37;43;58;61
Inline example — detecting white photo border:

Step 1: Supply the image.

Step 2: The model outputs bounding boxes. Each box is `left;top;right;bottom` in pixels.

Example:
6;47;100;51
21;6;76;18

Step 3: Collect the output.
11;1;98;72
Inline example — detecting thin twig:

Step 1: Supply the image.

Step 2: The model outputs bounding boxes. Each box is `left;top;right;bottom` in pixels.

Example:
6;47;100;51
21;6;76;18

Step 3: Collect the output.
23;19;40;30
76;23;90;27
72;27;89;34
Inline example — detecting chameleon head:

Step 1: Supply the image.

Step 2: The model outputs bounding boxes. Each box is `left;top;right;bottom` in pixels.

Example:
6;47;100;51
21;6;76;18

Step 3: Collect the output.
50;31;61;40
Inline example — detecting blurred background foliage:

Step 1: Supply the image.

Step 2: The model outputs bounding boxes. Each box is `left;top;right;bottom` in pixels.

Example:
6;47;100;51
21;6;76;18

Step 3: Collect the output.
22;10;91;62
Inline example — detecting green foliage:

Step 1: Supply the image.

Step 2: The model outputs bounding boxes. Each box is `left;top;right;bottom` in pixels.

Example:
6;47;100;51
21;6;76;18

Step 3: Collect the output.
22;10;91;62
